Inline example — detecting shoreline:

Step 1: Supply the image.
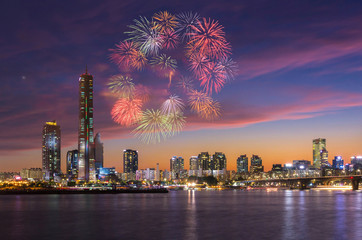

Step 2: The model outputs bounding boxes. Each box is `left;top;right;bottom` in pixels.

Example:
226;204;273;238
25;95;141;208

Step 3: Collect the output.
0;188;169;195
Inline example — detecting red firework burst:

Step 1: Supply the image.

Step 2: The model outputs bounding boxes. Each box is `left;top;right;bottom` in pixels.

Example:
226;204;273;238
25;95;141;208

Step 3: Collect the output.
111;98;143;126
162;29;179;49
199;62;226;95
109;41;138;68
189;18;231;60
188;53;210;77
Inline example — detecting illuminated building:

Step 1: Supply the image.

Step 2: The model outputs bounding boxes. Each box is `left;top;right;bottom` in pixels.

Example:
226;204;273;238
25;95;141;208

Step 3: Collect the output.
198;152;212;170
42;121;61;181
123;149;138;176
213;152;227;170
250;155;264;173
350;156;362;170
20;168;43;180
292;160;311;170
170;156;184;179
313;138;327;169
189;156;199;170
78;68;95;181
66;150;79;180
156;163;160;181
332;156;344;170
237;155;248;173
94;133;104;174
320;149;330;168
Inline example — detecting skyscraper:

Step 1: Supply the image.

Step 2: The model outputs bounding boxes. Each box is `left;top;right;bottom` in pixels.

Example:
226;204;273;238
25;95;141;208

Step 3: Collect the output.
189;156;199;170
237;155;248;173
198;152;212;170
213;152;227;170
250;155;264;173
313;138;327;169
42;121;61;181
123;149;138;174
78;68;95;181
94;133;104;174
66;150;79;180
170;156;184;179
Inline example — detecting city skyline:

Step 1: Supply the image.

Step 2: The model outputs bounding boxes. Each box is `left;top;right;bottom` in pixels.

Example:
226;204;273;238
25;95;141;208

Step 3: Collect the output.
1;0;362;173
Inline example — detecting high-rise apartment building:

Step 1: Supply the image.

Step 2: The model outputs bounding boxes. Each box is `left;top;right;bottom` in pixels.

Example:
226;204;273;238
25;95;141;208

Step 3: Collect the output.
67;150;79;180
78;68;95;181
123;149;138;174
313;138;327;169
198;152;212;170
94;133;104;174
250;155;264;173
42;121;61;181
170;156;184;179
213;152;227;170
237;155;248;173
189;156;199;170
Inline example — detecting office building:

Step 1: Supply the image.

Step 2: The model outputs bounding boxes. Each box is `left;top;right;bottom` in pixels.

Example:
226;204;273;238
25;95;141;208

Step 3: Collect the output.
313;138;327;169
332;156;344;170
78;68;95;181
94;133;104;174
250;155;264;173
67;150;79;180
237;155;248;173
42;121;61;181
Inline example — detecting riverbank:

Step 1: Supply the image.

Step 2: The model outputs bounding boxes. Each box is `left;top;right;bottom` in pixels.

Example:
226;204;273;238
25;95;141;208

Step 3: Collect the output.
0;188;168;194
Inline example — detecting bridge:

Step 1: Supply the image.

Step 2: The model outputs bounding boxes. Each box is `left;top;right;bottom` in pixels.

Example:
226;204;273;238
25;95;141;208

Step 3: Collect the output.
238;175;362;190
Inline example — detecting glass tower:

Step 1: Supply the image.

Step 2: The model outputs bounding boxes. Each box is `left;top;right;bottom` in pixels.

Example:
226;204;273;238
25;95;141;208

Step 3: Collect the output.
94;132;104;175
42;121;61;181
213;152;227;170
170;156;184;179
237;155;248;173
313;138;327;169
78;68;95;181
66;150;79;180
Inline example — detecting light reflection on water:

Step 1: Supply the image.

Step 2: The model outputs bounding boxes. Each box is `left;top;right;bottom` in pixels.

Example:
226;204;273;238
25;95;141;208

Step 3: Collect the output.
0;190;361;240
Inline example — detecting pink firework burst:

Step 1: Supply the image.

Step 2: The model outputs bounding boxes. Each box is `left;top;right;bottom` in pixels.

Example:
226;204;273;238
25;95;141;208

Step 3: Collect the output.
161;29;179;49
111;98;143;127
199;62;226;95
189;18;231;60
109;41;138;69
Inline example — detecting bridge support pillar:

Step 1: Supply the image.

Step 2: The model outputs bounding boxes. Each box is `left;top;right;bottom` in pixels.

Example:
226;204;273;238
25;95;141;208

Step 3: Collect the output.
351;177;360;191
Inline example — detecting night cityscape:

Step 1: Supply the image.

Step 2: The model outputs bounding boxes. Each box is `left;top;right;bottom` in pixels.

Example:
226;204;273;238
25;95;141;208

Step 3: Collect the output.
1;1;362;240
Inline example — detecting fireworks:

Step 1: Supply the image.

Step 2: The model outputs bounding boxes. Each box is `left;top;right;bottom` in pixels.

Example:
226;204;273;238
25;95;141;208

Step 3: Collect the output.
150;54;177;71
109;11;235;143
126;16;164;56
189;18;231;60
161;29;179;49
166;112;186;136
199;62;226;95
177;76;194;92
161;95;185;115
109;41;138;69
153;11;178;33
107;75;135;98
111;98;143;126
133;109;170;143
176;12;200;40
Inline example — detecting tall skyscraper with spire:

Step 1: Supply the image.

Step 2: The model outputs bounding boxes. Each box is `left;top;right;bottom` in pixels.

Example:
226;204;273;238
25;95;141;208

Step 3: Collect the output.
78;67;96;181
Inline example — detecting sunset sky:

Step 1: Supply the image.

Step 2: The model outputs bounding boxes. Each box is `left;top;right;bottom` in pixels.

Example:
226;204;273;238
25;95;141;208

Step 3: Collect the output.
1;0;362;173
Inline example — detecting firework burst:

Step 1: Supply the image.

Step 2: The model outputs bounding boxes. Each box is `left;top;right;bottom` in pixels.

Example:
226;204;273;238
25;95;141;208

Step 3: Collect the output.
189;18;231;60
199;62;226;95
188;53;210;77
153;11;178;33
111;98;143;126
161;95;185;115
177;76;194;92
126;16;164;56
150;54;177;71
133;109;171;144
202;100;221;120
107;75;135;98
175;11;200;40
166;112;186;136
130;50;147;70
109;41;138;69
218;57;237;82
161;29;179;49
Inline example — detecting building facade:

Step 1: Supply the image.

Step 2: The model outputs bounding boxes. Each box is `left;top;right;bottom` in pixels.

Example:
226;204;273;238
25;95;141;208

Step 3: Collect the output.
78;68;95;181
313;138;327;169
123;149;138;176
170;156;184;179
332;156;344;170
42;121;61;181
66;150;79;180
250;155;264;174
213;152;227;170
94;133;104;175
237;155;248;173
